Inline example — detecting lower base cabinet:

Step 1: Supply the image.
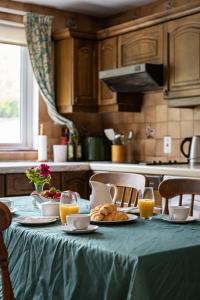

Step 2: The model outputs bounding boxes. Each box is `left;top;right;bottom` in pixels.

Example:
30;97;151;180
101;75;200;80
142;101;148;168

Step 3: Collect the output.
4;171;91;199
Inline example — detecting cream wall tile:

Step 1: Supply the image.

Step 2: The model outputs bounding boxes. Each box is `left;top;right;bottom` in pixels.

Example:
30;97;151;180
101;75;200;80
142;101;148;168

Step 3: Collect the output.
144;106;156;122
144;139;156;156
156;105;168;122
194;121;200;135
134;111;145;123
180;121;193;138
168;108;180;121
168;122;180;138
155;139;164;156
180;109;194;121
155;122;167;138
194;106;200;120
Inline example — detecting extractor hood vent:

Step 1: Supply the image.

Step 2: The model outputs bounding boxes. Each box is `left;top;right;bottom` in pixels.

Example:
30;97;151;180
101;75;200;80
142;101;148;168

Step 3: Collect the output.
99;63;163;93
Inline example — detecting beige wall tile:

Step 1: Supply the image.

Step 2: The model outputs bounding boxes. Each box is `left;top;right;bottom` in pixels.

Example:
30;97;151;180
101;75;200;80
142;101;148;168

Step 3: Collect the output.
144;106;156;122
194;106;200;120
144;139;156;156
155;139;163;156
168;122;180;138
194;121;200;135
155;122;167;138
171;139;180;157
134;111;145;123
156;105;168;122
180;121;193;138
180;109;194;121
168;108;180;121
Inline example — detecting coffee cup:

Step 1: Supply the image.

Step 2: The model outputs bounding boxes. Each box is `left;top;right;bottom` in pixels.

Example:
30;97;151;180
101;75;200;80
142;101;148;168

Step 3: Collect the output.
169;206;190;221
0;199;14;209
67;214;90;230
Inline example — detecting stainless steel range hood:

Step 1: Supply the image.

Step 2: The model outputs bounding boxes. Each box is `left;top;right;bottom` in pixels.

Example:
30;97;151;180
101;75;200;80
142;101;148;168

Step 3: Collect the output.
99;63;163;93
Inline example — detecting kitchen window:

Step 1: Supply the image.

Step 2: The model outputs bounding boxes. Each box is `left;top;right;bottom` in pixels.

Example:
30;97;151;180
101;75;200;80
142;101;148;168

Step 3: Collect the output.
0;24;38;151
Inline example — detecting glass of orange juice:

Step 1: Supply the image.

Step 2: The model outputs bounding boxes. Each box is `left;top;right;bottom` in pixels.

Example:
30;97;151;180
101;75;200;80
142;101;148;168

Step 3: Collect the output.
138;187;155;220
59;191;80;224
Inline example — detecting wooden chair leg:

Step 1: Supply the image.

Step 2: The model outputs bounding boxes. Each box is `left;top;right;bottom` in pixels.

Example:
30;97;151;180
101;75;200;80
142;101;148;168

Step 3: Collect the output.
0;233;14;300
164;198;169;214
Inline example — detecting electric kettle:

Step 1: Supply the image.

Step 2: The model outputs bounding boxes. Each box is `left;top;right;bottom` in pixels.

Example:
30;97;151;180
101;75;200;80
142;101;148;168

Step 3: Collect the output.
180;136;200;164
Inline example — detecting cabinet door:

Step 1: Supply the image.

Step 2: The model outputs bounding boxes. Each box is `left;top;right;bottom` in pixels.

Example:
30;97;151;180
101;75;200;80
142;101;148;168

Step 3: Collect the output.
98;37;117;108
55;37;73;114
0;175;5;197
6;172;61;196
61;171;90;199
118;24;163;66
73;39;97;112
165;13;200;103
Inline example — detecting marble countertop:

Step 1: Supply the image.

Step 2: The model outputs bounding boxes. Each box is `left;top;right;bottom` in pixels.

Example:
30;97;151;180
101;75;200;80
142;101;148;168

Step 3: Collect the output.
0;161;200;177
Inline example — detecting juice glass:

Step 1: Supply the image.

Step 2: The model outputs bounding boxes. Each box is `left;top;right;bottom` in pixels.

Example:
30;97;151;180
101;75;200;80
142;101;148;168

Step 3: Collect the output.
59;191;79;224
138;187;155;220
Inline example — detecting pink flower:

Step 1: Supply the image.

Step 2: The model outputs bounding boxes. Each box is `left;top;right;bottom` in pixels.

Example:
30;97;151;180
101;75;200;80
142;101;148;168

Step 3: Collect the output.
39;164;51;177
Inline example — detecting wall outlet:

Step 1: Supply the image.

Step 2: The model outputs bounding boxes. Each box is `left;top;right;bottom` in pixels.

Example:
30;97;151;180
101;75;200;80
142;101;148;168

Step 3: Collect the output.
163;136;172;154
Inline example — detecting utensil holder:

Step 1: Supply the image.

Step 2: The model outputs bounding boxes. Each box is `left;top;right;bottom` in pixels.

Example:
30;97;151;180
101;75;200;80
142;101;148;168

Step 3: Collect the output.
111;145;126;162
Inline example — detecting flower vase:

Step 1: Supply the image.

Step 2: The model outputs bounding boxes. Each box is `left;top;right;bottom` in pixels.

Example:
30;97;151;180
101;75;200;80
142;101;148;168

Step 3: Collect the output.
34;183;44;194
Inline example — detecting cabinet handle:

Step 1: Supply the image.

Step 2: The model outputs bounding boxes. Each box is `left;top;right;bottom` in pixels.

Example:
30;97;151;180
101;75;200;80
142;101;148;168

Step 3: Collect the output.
164;89;168;96
74;97;79;104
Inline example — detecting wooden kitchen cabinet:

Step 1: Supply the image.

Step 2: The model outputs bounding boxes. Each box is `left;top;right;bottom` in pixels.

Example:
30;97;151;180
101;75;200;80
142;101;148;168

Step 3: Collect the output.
61;171;91;199
54;29;98;113
0;175;5;197
118;24;163;67
6;172;61;196
164;13;200;107
98;37;118;111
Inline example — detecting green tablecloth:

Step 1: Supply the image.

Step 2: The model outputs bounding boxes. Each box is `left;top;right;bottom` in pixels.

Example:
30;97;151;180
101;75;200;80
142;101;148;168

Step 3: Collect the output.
3;196;200;300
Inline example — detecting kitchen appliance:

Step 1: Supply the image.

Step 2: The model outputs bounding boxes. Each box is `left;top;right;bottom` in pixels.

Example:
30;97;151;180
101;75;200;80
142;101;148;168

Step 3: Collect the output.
99;63;163;93
83;136;111;161
180;136;200;164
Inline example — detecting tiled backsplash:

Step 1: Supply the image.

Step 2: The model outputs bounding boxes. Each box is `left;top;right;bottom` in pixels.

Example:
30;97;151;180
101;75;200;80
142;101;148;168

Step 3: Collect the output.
1;91;200;162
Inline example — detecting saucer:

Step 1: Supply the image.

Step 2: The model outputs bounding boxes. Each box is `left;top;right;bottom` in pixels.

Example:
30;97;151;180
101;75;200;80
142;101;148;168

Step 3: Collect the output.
162;215;197;224
60;224;98;234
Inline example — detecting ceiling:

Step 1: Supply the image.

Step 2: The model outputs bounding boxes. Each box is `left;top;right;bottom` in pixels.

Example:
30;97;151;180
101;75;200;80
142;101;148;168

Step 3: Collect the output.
12;0;157;17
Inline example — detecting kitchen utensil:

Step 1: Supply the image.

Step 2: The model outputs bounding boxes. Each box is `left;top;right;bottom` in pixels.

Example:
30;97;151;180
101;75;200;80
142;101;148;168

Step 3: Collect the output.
180;135;200;164
128;130;133;141
104;129;115;142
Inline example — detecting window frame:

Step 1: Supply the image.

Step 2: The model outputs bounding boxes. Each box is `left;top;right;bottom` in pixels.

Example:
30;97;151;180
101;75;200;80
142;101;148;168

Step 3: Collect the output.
0;43;38;150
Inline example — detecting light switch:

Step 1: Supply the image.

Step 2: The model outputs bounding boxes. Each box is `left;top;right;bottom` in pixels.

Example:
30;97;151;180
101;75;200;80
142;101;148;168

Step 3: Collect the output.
163;136;172;154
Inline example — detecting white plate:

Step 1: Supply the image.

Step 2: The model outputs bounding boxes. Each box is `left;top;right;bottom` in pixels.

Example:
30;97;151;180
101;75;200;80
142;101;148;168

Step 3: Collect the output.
60;224;98;234
118;207;161;215
162;215;197;224
90;214;138;225
14;216;57;225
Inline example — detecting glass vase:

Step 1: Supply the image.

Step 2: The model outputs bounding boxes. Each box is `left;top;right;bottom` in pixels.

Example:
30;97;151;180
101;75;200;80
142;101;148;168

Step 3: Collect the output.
34;183;44;193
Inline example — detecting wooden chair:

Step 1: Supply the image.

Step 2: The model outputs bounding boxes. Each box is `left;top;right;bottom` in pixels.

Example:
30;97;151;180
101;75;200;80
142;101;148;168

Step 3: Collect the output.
90;172;147;207
159;178;200;216
0;203;14;300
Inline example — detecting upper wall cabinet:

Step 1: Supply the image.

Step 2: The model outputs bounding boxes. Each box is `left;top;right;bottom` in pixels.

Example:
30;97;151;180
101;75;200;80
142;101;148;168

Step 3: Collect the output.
118;24;163;67
53;29;98;113
98;37;118;112
164;13;200;107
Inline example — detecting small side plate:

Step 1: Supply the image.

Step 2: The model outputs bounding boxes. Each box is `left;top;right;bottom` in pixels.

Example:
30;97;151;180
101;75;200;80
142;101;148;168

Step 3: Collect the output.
90;214;138;225
14;216;57;225
60;224;98;234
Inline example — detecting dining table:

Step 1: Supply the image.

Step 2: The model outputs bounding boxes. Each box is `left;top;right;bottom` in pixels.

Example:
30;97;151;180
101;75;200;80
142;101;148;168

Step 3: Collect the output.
2;196;200;300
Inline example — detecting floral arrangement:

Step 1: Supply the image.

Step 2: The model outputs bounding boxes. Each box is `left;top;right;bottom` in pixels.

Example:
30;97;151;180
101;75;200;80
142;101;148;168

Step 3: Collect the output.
26;164;51;187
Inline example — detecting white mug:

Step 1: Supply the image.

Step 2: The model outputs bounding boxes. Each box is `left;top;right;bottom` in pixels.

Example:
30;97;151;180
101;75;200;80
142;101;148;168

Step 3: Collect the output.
169;206;190;221
53;145;67;162
67;214;90;230
41;201;59;216
0;199;14;209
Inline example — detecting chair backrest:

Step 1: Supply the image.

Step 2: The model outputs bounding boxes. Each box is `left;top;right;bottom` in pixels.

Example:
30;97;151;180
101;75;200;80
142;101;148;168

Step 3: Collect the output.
158;178;200;216
0;203;14;300
90;172;147;207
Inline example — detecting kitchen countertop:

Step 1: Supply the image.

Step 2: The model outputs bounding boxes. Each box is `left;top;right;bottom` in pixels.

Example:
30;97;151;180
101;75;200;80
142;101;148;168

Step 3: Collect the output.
0;161;200;177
